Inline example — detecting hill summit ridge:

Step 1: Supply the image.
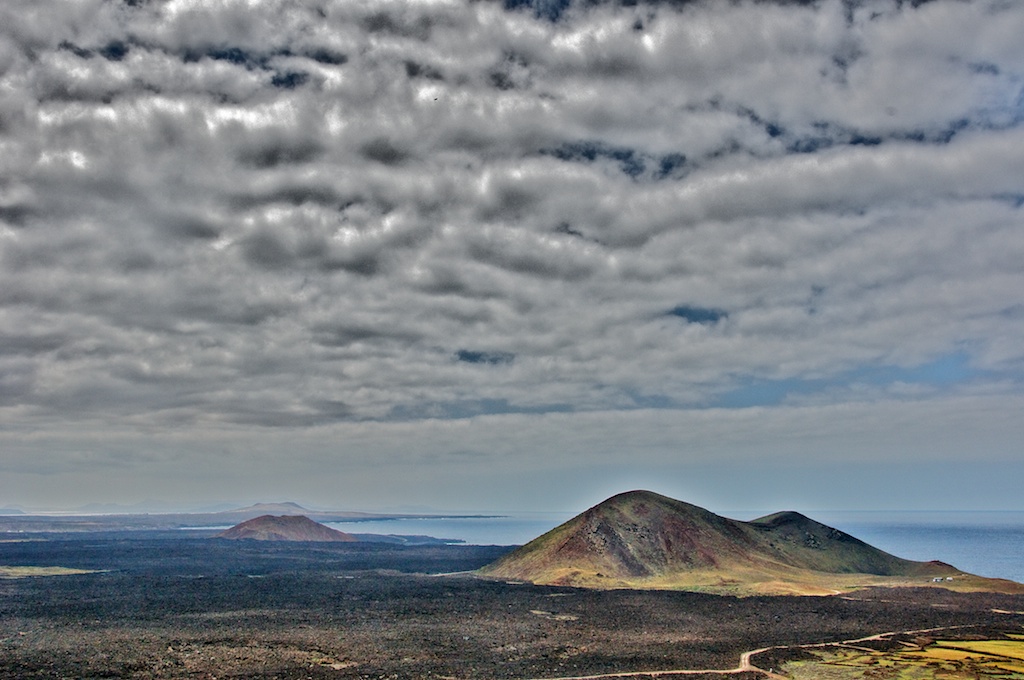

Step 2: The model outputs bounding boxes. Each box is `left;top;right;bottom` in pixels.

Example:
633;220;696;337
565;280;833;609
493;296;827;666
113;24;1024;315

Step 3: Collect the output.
480;490;963;595
217;514;356;542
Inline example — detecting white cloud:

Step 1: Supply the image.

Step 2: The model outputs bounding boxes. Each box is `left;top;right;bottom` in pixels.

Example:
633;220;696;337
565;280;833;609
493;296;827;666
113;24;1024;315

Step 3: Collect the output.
1;0;1022;509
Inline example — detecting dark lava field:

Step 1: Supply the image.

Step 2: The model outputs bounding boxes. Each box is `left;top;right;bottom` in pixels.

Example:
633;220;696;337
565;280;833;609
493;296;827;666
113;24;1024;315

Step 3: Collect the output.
1;534;1022;679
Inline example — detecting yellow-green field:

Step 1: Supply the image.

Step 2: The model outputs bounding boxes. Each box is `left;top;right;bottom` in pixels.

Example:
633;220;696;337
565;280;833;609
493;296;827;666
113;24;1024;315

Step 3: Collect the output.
782;637;1024;679
0;566;98;578
493;563;1024;596
935;640;1024;660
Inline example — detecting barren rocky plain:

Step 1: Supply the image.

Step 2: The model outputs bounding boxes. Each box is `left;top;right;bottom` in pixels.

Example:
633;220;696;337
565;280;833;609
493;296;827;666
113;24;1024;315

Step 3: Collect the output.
2;531;1024;679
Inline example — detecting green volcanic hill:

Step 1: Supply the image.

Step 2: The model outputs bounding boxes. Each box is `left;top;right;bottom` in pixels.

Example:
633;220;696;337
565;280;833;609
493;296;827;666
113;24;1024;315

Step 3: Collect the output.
217;515;357;542
480;491;1019;595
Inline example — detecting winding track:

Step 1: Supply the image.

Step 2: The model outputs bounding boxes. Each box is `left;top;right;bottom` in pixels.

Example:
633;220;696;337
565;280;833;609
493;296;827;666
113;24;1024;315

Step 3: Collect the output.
523;624;979;680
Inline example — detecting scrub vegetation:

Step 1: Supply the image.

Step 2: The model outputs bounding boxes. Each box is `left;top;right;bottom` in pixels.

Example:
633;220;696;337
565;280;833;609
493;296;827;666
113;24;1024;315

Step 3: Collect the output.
480;491;1024;596
1;533;1022;679
781;634;1024;679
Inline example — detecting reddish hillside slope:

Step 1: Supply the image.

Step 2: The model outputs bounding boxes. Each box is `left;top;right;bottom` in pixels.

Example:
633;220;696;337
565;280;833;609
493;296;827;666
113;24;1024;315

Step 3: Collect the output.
478;490;991;595
217;514;357;542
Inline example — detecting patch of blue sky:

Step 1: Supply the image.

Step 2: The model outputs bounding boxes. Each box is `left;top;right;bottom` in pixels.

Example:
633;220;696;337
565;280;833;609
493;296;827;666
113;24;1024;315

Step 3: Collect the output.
545;141;644;177
712;377;822;409
777;86;1024;154
177;45;345;79
712;352;980;409
667;305;727;325
779;119;983;153
625;392;675;409
271;72;309;89
544;141;687;180
390;398;572;420
503;0;571;22
456;349;515;365
1001;193;1024;208
1009;86;1024;127
844;351;977;388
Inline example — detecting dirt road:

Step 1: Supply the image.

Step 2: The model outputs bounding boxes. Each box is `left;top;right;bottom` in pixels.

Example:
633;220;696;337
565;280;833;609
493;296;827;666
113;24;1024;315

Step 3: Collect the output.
527;624;979;680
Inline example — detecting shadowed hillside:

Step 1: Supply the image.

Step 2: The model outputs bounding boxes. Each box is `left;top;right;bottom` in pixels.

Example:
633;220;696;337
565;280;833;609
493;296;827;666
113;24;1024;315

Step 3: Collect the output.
479;491;1019;595
217;515;357;542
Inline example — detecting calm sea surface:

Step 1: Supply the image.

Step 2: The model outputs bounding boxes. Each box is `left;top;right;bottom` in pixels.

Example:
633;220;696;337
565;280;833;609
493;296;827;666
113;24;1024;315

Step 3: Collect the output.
812;511;1024;585
330;510;1024;584
327;513;572;547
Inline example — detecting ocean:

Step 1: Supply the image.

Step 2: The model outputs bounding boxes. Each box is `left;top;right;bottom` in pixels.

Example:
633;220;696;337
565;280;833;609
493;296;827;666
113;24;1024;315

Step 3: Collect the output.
330;510;1024;584
813;511;1024;585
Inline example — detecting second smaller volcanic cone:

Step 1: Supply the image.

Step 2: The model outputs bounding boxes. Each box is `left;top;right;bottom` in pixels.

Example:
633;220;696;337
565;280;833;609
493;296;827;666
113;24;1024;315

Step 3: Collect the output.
217;514;357;542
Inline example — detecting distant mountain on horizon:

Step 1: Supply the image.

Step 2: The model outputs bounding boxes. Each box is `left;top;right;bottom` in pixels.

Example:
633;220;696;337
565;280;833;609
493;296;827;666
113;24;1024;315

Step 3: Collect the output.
479;490;1023;596
220;501;312;515
69;499;190;514
217;515;357;542
0;500;487;533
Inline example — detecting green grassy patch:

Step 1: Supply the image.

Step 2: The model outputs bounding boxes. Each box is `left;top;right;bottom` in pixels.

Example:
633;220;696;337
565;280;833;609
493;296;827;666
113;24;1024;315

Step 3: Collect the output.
780;638;1024;679
936;639;1024;661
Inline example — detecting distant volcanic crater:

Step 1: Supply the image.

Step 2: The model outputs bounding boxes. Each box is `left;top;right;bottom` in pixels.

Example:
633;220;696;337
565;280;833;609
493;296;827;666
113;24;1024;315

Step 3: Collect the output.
217;514;356;542
478;490;995;595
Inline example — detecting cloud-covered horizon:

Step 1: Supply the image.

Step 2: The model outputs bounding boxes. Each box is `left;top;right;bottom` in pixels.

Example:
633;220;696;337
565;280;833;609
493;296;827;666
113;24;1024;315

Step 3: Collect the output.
2;0;1022;511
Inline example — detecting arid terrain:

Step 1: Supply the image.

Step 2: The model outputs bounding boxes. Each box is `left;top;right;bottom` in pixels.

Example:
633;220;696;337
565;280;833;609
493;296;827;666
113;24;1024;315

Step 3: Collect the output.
2;532;1023;679
480;491;1024;596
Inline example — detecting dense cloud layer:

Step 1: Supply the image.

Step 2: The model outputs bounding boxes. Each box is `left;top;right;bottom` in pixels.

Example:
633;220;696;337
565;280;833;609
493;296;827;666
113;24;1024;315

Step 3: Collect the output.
1;0;1022;509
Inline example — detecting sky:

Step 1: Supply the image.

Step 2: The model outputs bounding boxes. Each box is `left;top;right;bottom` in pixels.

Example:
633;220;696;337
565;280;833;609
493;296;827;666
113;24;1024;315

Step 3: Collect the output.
1;0;1023;515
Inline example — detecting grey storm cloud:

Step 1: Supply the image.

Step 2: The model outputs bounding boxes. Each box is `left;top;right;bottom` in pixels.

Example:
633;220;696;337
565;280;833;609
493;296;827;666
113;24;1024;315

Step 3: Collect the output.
1;0;1023;510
